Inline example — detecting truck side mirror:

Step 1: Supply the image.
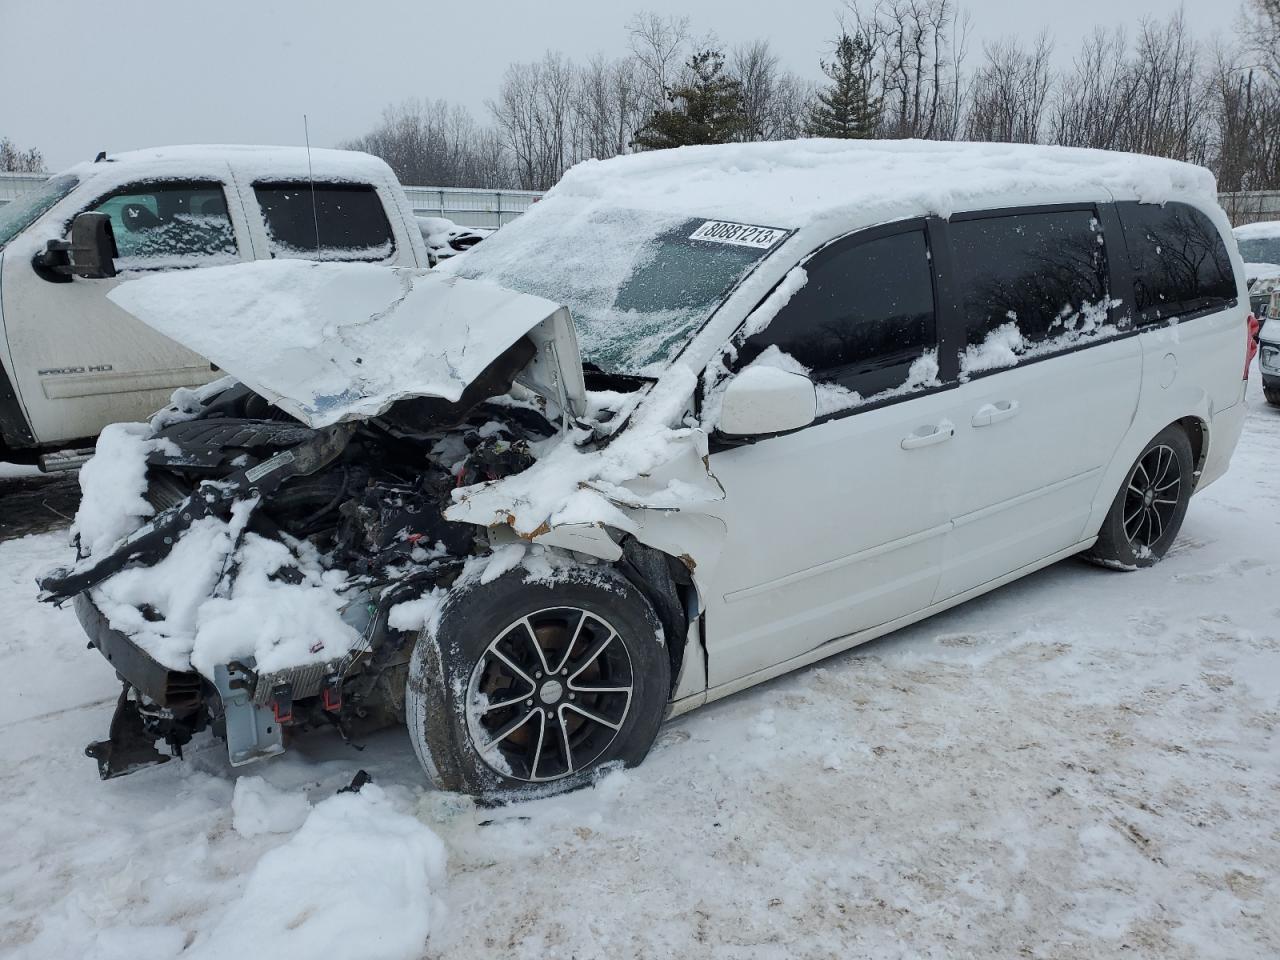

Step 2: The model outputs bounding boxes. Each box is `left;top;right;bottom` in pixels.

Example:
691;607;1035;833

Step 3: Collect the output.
32;212;119;283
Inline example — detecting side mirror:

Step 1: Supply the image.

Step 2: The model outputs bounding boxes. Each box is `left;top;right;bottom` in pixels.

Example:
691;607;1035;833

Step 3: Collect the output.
32;212;119;282
719;365;817;436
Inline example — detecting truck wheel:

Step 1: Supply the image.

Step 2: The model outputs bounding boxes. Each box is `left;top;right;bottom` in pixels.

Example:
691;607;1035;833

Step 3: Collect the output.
1265;385;1280;407
1085;425;1194;570
406;564;670;801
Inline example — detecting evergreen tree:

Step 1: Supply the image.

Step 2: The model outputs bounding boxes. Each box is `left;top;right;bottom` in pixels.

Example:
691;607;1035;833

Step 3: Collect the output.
805;33;881;139
632;50;749;150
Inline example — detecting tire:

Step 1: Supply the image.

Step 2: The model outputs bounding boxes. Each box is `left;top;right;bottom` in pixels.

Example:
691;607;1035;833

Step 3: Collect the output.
405;563;670;801
1265;385;1280;407
1085;425;1194;570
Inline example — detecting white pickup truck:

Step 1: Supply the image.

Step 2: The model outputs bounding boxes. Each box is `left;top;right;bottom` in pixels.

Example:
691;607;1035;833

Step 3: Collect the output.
0;145;430;468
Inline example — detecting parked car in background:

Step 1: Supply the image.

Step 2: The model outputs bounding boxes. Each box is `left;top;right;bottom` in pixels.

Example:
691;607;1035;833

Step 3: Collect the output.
416;215;492;264
40;140;1252;799
1259;316;1280;405
1232;220;1280;326
0;145;429;469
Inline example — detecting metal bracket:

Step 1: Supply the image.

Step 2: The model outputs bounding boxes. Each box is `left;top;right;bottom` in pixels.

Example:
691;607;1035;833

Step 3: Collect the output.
212;662;285;766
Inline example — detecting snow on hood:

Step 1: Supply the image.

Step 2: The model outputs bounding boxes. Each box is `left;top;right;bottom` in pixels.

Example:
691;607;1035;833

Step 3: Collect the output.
108;260;578;428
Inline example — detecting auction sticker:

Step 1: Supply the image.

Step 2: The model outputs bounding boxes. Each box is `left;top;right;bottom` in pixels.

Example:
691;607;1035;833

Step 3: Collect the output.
689;220;786;249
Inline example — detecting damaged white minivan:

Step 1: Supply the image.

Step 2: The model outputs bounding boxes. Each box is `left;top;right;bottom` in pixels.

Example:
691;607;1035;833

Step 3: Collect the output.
41;140;1253;800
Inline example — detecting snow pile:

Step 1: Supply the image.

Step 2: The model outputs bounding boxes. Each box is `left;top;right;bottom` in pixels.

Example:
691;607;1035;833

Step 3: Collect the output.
230;776;312;837
960;321;1027;374
446;366;720;537
959;299;1120;378
190;784;447;960
107;260;561;428
544;138;1218;229
417;216;491;260
73;422;177;559
89;506;359;676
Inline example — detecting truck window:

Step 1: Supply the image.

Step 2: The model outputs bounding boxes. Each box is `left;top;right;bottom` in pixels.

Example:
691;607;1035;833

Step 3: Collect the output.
88;181;237;268
253;182;394;261
1117;201;1235;323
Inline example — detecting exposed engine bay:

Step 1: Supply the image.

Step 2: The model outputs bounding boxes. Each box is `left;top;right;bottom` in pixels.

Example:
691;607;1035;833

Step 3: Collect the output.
38;336;575;778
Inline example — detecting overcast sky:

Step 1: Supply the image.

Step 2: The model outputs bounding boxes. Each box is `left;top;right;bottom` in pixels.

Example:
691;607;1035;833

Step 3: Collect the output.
0;0;1227;171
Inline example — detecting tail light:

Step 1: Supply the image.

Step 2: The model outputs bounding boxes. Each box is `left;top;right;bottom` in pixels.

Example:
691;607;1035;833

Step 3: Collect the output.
1246;313;1260;379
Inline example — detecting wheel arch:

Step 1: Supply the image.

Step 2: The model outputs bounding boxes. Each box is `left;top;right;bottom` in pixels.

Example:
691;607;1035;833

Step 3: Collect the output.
1174;414;1209;486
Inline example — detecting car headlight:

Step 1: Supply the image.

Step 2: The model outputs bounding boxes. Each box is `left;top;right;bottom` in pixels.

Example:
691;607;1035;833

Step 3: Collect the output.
1262;344;1280;373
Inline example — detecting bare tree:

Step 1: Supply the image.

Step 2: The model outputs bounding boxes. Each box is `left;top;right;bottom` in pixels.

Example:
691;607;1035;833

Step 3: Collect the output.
845;0;970;140
627;12;691;114
1241;0;1280;78
340;100;511;187
578;54;643;159
965;32;1054;144
1050;13;1212;164
731;41;813;141
0;137;44;173
1048;27;1133;150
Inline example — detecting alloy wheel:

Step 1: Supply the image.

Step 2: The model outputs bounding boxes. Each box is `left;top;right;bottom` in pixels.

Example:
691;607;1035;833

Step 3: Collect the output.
1122;443;1181;550
465;607;634;782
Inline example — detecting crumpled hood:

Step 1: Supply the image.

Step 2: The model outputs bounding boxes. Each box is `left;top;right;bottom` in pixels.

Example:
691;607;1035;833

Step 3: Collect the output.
108;259;585;428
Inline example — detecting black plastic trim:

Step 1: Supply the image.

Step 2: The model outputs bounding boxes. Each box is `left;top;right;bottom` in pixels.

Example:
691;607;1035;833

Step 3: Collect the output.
0;356;36;449
74;593;204;710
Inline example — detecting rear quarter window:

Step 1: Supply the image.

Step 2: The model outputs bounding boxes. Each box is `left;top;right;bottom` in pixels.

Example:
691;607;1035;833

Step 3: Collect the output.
253;182;394;261
1118;201;1235;323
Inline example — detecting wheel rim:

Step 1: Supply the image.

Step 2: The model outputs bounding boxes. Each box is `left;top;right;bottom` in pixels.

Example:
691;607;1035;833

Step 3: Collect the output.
1122;443;1181;551
465;606;634;783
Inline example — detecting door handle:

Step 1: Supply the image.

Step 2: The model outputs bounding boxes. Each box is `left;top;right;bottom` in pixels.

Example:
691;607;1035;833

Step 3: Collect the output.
900;419;955;450
971;400;1020;428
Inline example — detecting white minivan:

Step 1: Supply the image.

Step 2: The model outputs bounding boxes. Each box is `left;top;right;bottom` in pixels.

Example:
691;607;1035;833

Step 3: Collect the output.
0;145;426;467
42;140;1252;798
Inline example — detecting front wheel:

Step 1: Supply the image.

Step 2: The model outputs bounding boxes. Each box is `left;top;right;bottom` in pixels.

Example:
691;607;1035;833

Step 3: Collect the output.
406;564;670;801
1085;425;1194;570
1264;385;1280;407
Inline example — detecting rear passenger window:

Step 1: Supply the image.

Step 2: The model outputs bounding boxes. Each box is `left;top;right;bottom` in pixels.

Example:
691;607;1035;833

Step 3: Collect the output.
949;209;1111;377
737;227;939;413
1117;202;1235;323
253;182;394;261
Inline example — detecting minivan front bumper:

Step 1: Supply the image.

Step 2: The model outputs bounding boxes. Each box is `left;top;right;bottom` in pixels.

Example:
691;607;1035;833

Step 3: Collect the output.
75;592;205;711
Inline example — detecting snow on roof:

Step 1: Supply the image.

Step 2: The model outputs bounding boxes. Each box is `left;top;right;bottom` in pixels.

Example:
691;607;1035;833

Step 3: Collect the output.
1233;219;1280;238
62;144;393;183
547;139;1219;229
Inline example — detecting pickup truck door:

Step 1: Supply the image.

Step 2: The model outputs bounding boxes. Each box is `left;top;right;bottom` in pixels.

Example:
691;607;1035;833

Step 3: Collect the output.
1;171;254;446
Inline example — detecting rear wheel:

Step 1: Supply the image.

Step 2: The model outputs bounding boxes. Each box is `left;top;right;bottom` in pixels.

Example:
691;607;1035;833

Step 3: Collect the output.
406;564;670;800
1085;425;1194;570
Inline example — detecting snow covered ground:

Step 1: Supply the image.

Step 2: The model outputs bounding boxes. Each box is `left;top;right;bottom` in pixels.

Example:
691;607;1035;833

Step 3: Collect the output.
1;376;1277;960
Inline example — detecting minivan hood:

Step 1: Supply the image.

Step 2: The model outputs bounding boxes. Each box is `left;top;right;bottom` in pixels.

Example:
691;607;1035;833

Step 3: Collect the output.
108;260;586;428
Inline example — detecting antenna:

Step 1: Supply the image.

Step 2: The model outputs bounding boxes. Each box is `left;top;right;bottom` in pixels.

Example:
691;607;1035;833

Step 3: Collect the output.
304;114;321;258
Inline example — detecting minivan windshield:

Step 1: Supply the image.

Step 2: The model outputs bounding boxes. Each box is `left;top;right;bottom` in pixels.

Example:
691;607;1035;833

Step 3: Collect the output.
452;206;786;376
0;175;78;251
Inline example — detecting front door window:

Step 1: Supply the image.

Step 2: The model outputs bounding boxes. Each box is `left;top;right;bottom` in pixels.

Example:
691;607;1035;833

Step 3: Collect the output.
88;181;237;270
